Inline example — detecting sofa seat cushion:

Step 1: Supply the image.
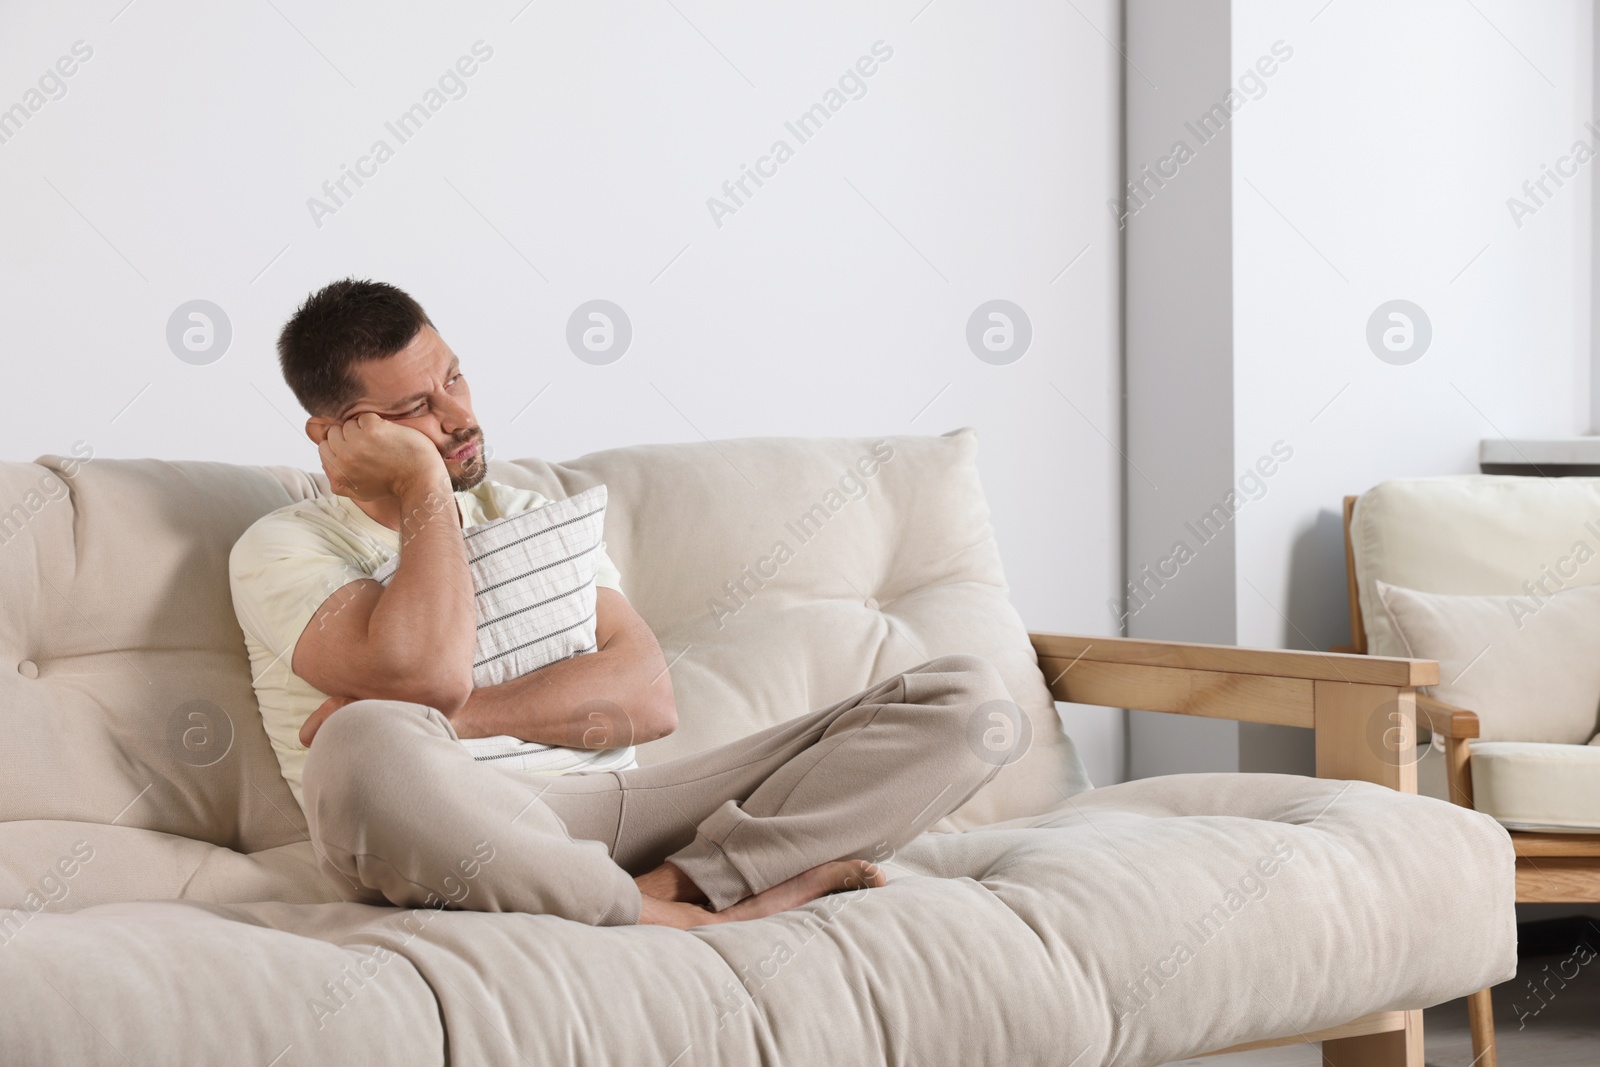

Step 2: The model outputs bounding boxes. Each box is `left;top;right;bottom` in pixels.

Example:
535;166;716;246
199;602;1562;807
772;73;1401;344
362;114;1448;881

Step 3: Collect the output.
0;821;341;911
1470;740;1600;832
0;774;1515;1067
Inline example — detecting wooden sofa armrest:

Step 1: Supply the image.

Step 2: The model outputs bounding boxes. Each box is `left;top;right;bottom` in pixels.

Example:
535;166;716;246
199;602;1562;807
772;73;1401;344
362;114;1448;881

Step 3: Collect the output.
1027;632;1440;792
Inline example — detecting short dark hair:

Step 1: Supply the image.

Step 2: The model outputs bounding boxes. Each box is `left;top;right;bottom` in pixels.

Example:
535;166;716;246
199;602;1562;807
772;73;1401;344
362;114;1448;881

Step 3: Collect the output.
277;278;435;417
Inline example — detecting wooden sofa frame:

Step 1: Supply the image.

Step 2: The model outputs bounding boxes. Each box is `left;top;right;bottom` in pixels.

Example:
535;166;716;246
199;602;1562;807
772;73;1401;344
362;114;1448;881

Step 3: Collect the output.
1327;493;1600;1066
1026;629;1439;1066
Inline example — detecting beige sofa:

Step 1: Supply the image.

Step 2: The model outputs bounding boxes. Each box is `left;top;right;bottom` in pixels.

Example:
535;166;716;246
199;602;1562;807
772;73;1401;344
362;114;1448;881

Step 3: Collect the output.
0;428;1514;1065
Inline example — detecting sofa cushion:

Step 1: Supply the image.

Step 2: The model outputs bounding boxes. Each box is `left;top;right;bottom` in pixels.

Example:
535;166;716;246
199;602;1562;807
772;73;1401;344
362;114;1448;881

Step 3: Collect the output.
0;455;322;854
1469;741;1600;832
0;821;339;909
0;428;1090;885
0;774;1515;1067
1373;579;1600;743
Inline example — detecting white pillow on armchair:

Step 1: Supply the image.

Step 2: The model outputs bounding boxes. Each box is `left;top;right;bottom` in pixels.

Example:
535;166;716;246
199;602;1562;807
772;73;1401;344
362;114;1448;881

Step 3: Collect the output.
1373;578;1600;744
371;483;636;773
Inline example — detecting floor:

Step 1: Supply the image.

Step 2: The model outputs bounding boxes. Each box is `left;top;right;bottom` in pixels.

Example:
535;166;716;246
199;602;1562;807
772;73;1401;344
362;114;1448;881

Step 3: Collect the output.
1166;919;1600;1067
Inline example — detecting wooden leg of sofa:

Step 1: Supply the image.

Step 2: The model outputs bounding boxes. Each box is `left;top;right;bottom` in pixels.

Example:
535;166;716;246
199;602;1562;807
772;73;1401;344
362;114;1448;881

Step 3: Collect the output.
1321;1009;1423;1066
1467;987;1497;1067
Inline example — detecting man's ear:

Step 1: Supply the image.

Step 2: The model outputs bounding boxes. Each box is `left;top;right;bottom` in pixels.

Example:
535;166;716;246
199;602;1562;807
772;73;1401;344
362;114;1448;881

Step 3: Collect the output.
305;416;332;447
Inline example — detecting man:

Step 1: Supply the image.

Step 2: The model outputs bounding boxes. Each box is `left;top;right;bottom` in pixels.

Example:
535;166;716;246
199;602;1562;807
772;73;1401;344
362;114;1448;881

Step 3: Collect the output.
230;277;1014;929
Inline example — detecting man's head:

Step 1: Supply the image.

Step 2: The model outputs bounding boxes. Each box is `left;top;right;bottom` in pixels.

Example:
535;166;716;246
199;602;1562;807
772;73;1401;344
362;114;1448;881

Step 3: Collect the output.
278;278;487;493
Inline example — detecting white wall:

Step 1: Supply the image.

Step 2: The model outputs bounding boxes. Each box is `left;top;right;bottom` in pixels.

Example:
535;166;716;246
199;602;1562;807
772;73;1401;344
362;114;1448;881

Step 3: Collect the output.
0;1;1126;784
1232;0;1594;773
1592;4;1600;433
1124;0;1594;777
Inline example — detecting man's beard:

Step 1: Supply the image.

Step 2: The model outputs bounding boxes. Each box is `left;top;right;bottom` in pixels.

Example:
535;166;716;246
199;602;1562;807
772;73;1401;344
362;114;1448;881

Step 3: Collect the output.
446;428;488;492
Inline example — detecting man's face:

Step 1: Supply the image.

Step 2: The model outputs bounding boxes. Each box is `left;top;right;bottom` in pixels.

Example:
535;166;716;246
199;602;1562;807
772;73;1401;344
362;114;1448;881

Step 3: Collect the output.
336;325;488;493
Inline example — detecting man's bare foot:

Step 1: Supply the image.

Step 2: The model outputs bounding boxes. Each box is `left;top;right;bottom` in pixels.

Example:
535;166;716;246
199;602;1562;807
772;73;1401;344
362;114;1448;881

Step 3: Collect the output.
636;893;724;930
717;859;884;923
636;859;885;929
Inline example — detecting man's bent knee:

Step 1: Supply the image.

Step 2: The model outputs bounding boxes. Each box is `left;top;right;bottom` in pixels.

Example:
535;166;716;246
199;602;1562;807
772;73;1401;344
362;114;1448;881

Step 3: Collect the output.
909;654;1026;779
911;653;1012;707
303;699;452;796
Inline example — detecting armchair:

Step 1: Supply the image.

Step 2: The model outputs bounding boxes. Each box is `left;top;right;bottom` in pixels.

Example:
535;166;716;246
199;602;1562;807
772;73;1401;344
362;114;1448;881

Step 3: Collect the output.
1339;481;1600;1067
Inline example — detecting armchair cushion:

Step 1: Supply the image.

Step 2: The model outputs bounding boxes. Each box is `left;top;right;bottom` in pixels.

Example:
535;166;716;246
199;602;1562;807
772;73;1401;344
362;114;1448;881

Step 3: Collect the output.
1351;475;1600;657
1470;741;1600;832
1374;578;1600;744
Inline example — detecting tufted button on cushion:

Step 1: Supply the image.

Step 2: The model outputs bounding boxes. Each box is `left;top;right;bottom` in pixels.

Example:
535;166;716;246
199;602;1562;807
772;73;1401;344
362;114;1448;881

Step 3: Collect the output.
864;597;880;610
16;660;37;679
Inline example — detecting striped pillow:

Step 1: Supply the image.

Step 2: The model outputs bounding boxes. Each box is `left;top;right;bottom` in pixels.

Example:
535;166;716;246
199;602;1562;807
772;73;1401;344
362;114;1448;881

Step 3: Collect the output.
370;483;608;688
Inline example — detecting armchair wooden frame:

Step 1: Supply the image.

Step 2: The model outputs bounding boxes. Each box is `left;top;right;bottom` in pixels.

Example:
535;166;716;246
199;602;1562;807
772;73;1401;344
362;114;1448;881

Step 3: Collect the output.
1026;630;1440;1066
1330;494;1600;1067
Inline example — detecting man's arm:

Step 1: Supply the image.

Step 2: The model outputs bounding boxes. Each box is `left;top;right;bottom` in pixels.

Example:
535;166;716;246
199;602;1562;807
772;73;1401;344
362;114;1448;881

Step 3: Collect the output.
448;587;677;747
292;415;478;718
299;586;675;747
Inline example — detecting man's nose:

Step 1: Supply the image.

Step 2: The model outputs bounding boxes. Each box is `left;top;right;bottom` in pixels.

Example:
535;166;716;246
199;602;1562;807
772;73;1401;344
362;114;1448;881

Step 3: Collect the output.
434;393;473;435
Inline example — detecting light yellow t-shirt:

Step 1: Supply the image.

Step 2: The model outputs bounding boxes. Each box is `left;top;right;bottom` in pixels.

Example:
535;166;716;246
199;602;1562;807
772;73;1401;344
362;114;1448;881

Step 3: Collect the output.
228;480;625;811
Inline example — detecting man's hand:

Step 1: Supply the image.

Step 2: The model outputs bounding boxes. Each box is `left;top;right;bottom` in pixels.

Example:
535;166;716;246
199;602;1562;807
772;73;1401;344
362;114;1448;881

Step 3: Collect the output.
301;694;361;747
448;588;676;744
292;410;476;730
320;412;448;502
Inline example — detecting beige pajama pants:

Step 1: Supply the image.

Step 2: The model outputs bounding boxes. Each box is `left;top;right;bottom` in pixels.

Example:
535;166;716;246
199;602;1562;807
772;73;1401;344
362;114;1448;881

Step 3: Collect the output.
301;653;1013;926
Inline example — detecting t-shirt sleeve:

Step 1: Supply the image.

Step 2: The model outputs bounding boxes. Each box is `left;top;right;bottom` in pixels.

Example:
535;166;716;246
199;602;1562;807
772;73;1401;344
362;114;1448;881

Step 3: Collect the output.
594;540;625;597
228;515;372;667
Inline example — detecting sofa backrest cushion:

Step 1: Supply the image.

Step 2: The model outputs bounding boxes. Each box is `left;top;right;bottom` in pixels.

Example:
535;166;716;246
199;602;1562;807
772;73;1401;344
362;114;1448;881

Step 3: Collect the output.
481;428;1091;830
0;454;322;853
0;428;1090;854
